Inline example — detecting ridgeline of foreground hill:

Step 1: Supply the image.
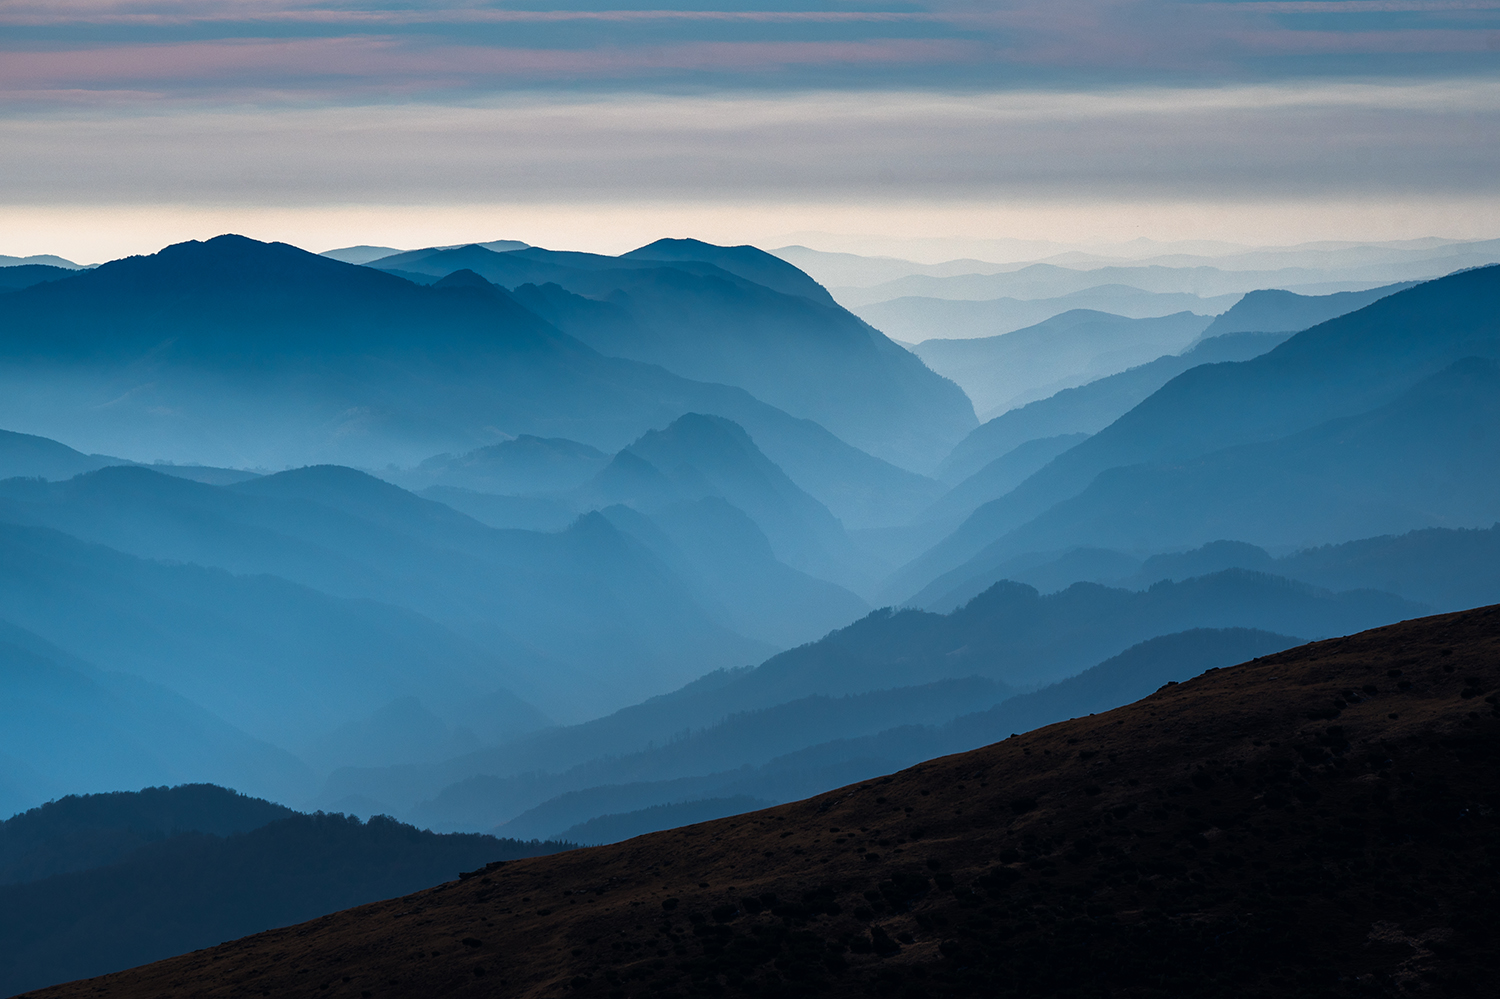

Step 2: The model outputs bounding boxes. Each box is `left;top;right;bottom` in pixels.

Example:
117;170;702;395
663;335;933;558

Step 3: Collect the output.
27;606;1500;999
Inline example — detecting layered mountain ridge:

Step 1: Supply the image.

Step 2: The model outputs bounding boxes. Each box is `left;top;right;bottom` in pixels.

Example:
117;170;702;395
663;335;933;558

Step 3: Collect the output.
26;605;1499;999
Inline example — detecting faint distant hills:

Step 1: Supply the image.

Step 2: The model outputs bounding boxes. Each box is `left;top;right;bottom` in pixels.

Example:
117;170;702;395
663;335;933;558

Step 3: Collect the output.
910;527;1500;618
909;280;1412;423
934;330;1292;486
0;620;312;818
399;434;609;496
1198;281;1418;337
854;286;1238;341
319;240;529;264
912;309;1212;417
887;264;1500;601
0;253;81;269
0;461;770;727
782;235;1500;312
317;558;1418;836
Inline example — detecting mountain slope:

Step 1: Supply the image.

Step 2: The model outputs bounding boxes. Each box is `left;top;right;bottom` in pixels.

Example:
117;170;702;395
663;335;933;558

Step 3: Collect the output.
892;264;1500;597
598;499;869;650
853;286;1242;340
372;242;975;471
482;628;1301;842
0;784;293;885
1278;524;1500;610
0;623;313;817
1199;280;1417;337
620;238;837;307
395;436;610;496
975;356;1500;561
0;264;74;293
1128;526;1500;614
0;798;570;998
37;605;1500;999
935;330;1292;485
0;464;766;725
0;236;937;529
588;414;860;585
0;517;547;759
413;678;1011;835
920;433;1088;527
318;569;1421;817
912;309;1212;417
0;428;112;481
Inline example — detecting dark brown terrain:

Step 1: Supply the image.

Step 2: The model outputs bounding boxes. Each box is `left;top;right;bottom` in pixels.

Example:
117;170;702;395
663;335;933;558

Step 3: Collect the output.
27;607;1500;999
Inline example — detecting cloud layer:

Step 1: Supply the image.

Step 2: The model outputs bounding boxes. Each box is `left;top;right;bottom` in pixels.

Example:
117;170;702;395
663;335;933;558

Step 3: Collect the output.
1;1;1496;255
1;0;1496;101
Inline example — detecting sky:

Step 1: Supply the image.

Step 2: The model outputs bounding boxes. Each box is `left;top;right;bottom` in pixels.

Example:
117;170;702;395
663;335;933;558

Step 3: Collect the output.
1;0;1498;261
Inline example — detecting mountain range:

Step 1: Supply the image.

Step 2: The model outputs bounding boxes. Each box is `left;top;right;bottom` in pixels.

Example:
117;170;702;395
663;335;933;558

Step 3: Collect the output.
0;236;955;520
935;330;1292;486
5;230;1500;998
888;264;1500;601
911;309;1212;418
26;605;1497;999
361;238;975;470
312;563;1412;834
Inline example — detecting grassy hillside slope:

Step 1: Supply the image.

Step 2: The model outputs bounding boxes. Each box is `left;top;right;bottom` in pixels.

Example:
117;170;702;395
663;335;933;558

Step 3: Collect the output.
32;605;1498;999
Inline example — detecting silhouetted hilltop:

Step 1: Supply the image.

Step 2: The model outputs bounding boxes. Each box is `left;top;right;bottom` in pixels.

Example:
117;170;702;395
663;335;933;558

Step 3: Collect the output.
0;265;74;293
0;793;570;997
854;285;1241;342
940;627;1298;746
911;522;1500;626
0;784;293;885
746;570;1411;696
35;606;1499;999
913;547;1146;611
1280;524;1500;610
621;238;837;306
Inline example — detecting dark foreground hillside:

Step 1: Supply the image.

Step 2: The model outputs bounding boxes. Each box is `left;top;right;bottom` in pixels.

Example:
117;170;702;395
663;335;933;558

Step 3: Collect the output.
0;791;570;997
26;607;1500;999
